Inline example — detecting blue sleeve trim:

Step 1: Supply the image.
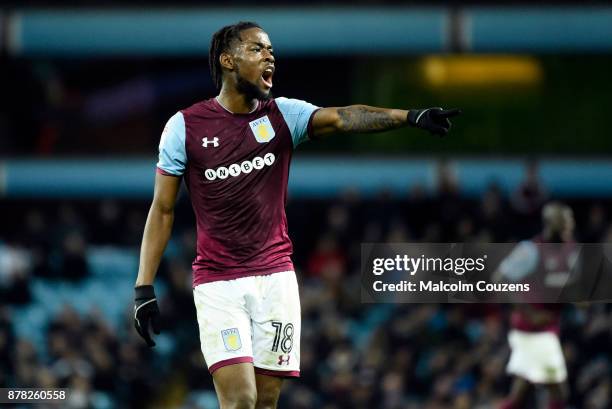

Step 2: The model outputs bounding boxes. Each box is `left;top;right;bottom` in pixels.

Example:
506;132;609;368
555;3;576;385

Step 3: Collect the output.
275;97;319;148
156;112;186;175
497;241;539;281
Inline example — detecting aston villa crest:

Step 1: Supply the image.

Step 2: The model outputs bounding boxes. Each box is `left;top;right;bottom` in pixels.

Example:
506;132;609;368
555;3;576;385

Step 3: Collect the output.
249;115;276;143
221;328;242;351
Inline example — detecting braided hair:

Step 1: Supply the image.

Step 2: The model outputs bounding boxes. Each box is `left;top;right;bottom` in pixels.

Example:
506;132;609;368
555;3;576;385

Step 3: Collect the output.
209;21;262;91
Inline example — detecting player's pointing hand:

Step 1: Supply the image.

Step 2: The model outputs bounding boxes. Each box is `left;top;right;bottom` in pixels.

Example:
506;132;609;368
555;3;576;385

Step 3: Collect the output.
408;107;462;137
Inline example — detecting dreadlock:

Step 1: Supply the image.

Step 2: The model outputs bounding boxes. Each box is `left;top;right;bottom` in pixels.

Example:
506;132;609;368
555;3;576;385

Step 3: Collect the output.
209;21;262;91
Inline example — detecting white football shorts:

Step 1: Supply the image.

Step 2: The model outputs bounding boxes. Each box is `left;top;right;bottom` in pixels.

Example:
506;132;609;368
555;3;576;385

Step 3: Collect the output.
506;329;567;384
193;270;301;377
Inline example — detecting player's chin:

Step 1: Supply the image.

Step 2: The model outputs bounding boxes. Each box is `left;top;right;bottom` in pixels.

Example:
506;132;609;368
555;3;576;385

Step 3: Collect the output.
257;84;273;99
261;88;272;99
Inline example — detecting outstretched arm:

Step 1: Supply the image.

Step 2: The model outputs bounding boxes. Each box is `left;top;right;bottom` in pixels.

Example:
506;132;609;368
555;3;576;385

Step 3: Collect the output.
311;105;460;139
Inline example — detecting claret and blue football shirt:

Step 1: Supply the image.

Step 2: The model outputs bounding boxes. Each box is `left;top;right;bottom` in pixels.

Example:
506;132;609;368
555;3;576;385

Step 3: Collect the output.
157;97;319;286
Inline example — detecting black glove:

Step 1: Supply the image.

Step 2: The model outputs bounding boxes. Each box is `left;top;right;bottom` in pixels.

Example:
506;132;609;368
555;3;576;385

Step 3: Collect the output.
134;285;161;347
408;107;461;137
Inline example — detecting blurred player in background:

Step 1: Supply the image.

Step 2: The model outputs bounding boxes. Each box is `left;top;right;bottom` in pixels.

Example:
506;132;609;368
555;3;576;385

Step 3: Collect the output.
497;202;576;409
133;21;460;409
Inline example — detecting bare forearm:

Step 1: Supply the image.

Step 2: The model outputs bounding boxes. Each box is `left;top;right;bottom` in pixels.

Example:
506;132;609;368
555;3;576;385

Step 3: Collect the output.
337;105;408;133
135;205;174;286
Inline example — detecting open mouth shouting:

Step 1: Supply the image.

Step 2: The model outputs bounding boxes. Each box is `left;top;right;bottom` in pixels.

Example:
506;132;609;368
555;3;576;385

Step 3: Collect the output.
261;66;274;89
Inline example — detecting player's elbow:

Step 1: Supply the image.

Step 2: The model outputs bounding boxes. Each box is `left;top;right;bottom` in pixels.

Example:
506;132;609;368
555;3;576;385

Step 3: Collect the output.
151;198;175;216
312;107;344;138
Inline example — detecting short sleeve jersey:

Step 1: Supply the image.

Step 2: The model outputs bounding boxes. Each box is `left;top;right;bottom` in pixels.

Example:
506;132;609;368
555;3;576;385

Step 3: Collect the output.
157;97;319;286
499;236;576;333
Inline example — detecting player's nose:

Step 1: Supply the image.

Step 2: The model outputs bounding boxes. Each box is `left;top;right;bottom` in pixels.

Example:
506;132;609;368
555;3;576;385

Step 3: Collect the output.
263;50;275;63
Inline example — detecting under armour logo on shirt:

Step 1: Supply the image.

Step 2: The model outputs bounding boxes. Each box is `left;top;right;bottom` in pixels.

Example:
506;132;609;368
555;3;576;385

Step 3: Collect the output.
202;137;219;148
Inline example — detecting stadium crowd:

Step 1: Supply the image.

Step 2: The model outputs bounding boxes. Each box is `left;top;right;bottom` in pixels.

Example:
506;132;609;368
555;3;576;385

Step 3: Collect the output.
1;169;611;409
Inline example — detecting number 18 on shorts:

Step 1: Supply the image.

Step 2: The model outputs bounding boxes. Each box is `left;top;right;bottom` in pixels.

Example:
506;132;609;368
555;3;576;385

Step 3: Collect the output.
271;321;294;362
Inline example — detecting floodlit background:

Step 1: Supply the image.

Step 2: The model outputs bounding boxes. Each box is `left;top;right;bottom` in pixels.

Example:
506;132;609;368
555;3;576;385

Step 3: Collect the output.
1;2;611;408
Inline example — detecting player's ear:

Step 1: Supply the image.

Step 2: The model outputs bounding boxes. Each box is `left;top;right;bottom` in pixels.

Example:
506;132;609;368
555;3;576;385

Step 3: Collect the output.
220;52;234;71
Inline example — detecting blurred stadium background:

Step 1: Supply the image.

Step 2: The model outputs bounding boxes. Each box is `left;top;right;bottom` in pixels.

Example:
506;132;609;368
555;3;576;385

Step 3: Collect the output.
1;1;612;408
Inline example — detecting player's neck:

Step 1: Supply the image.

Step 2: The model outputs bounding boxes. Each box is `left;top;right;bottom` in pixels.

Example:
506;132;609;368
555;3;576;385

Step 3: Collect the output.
216;88;258;114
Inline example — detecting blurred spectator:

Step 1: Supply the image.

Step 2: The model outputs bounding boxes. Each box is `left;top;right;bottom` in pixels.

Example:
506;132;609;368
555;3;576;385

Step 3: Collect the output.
436;161;463;242
477;184;509;241
23;209;53;278
0;242;32;304
59;231;89;281
405;184;431;239
511;161;548;237
95;200;123;245
307;233;347;280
